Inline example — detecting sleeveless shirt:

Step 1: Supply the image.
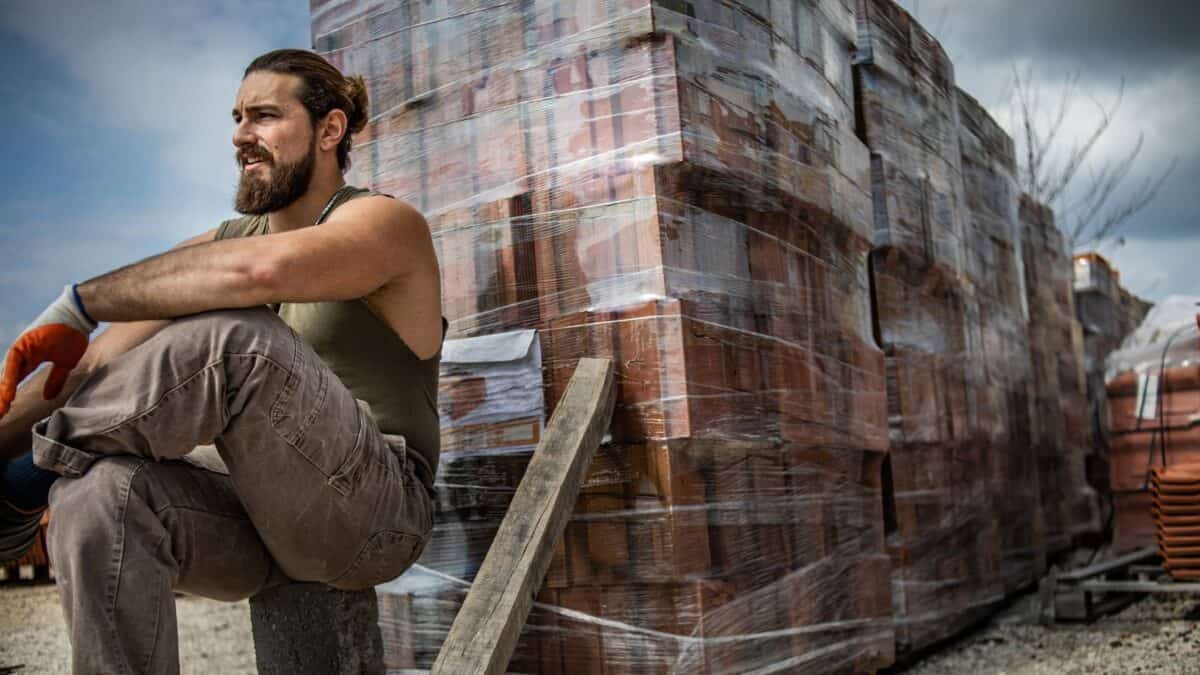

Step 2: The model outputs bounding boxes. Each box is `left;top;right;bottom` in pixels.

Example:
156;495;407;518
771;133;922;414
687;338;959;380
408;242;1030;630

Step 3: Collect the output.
214;186;443;474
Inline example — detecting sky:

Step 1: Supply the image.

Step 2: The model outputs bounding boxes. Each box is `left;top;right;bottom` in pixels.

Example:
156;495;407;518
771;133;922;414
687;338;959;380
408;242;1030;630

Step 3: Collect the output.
0;1;311;348
896;0;1200;300
0;1;1195;351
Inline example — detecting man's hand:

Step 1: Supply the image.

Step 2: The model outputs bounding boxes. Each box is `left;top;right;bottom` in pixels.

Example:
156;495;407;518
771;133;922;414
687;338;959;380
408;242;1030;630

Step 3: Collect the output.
0;286;98;418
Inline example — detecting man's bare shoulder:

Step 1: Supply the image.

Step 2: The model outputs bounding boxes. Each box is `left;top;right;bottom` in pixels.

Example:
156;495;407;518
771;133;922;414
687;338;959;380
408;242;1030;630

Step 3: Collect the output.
325;194;428;233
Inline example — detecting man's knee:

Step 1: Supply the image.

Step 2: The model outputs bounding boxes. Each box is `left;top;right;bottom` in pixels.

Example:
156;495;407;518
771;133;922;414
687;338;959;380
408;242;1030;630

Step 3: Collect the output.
47;457;145;564
157;306;294;361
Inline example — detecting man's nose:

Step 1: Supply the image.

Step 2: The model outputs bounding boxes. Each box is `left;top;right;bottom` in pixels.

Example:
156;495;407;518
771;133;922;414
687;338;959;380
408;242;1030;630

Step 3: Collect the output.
232;119;255;148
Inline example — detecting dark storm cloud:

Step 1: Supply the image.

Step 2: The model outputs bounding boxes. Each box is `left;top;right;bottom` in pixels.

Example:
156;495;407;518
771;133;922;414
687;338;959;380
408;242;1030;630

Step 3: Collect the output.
929;0;1200;76
899;0;1200;252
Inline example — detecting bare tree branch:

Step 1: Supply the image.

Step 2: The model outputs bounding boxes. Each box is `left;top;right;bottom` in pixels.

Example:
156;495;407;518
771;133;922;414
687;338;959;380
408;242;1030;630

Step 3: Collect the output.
1007;67;1174;250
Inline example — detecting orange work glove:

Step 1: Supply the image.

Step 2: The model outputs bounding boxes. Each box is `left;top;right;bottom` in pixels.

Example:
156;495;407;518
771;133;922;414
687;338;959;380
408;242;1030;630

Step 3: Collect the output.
0;286;97;418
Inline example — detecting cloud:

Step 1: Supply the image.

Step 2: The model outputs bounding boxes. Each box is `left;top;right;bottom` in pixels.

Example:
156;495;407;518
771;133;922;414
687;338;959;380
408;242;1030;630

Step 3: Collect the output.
897;0;1199;256
2;1;311;197
901;0;1200;77
1101;236;1200;302
0;1;310;331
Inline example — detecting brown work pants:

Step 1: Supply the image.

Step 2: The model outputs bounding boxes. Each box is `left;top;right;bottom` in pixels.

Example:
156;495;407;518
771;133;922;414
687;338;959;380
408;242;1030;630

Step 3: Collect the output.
30;307;433;674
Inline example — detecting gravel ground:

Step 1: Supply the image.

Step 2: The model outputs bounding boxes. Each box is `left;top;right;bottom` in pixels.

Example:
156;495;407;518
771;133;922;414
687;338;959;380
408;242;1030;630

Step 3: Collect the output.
0;581;255;674
2;578;1197;673
903;592;1200;675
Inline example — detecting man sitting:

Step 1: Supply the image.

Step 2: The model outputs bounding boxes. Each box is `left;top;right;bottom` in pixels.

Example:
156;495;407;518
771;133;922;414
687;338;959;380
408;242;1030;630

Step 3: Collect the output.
0;49;443;673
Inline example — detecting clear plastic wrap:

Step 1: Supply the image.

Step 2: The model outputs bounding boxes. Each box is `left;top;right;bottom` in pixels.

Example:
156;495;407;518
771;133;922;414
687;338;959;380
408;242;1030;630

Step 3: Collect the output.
854;0;1037;654
1104;296;1200;550
1020;196;1101;553
1071;252;1152;519
1107;295;1200;381
308;0;1102;669
955;89;1042;596
316;0;894;671
854;0;965;274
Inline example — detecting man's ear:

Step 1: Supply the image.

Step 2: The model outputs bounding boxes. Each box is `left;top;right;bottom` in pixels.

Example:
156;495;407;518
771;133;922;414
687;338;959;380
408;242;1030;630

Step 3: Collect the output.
319;109;348;152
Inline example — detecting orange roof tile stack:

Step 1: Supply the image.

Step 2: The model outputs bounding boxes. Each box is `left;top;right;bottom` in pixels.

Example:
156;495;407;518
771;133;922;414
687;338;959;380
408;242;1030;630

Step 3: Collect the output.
1106;304;1200;551
1151;465;1200;580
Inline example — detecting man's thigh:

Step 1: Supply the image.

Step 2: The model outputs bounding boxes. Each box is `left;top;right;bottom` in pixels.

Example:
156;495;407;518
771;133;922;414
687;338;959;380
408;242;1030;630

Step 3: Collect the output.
49;456;285;601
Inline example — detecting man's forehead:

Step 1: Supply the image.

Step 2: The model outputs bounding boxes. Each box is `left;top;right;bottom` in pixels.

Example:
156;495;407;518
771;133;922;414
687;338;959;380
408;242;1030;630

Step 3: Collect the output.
234;71;302;110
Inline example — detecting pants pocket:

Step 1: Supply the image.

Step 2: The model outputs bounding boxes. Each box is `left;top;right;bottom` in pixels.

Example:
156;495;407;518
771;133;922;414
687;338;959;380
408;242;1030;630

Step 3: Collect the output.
326;400;371;497
327;530;428;590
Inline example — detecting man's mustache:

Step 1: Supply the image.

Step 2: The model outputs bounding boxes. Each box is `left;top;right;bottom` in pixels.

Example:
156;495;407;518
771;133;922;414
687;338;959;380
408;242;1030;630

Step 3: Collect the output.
236;147;273;167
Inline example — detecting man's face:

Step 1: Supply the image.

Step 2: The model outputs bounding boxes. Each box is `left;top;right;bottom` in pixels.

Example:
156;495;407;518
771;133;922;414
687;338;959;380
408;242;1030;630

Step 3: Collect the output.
232;71;317;215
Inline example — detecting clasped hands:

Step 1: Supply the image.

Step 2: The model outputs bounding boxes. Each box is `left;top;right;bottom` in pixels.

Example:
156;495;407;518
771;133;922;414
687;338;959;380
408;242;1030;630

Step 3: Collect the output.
0;286;97;419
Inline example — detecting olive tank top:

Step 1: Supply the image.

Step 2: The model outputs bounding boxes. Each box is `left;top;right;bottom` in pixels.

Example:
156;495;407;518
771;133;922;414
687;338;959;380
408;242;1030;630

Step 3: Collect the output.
214;186;443;476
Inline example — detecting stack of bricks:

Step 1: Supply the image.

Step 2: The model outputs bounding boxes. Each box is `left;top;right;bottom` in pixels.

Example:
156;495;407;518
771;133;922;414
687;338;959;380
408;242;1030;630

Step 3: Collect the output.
955;88;1044;593
853;0;1005;656
1073;252;1153;512
1020;195;1100;554
315;0;894;671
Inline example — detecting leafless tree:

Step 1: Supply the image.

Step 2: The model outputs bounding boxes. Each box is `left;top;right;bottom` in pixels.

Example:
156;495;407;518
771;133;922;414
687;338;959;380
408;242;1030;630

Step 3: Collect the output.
1009;65;1178;251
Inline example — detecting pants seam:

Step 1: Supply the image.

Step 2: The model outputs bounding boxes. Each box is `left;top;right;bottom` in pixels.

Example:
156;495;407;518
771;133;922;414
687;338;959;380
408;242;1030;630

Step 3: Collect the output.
139;532;168;674
90;352;292;438
151;504;256;520
107;459;146;673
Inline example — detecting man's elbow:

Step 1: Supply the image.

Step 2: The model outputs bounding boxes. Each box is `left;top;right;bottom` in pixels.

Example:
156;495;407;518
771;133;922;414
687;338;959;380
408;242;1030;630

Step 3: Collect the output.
227;253;286;305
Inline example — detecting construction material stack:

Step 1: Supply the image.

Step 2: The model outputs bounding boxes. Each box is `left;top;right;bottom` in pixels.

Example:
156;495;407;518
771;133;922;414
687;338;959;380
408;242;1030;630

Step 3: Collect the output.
956;88;1044;594
1151;464;1200;579
1106;296;1200;551
313;0;894;671
1073;253;1153;507
1020;195;1101;553
854;0;1007;656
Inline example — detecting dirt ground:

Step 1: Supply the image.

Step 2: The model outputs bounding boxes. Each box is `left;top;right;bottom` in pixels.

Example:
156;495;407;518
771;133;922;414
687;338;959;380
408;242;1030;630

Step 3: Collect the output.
0;581;255;674
902;592;1200;675
1;579;1197;673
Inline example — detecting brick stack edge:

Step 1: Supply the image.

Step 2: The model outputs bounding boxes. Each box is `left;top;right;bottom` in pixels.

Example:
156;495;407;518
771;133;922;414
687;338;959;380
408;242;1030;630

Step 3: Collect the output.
1071;252;1154;547
309;0;1096;671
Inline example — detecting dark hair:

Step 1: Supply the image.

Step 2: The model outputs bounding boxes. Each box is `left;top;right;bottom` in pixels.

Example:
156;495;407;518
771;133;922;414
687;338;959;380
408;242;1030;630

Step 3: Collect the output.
244;49;368;172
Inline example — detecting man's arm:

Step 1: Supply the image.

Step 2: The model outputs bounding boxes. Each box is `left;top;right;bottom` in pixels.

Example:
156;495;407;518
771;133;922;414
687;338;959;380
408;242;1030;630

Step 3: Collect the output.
0;229;216;458
76;196;431;322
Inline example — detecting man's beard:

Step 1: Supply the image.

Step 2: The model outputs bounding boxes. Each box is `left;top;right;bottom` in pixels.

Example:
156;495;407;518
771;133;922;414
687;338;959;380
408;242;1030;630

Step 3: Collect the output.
234;136;316;215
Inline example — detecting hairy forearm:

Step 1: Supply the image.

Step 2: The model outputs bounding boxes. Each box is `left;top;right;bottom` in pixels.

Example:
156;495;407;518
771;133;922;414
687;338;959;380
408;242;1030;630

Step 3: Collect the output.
75;239;274;322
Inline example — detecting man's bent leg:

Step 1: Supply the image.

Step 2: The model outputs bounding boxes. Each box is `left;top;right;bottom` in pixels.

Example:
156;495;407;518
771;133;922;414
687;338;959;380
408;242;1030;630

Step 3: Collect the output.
32;307;431;586
49;456;282;675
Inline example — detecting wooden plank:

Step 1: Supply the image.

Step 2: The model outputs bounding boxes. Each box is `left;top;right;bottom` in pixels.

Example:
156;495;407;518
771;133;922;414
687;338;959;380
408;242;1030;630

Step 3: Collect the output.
431;357;615;675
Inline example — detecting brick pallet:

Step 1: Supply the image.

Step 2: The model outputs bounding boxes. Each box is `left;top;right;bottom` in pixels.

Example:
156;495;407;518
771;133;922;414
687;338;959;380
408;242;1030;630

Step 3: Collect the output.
956;88;1044;594
311;0;1106;669
1073;252;1153;517
315;0;893;671
1021;196;1101;553
854;0;1012;656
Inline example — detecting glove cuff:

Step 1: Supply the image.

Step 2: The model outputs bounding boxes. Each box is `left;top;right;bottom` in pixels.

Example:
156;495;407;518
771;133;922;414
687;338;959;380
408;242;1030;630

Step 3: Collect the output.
29;286;99;335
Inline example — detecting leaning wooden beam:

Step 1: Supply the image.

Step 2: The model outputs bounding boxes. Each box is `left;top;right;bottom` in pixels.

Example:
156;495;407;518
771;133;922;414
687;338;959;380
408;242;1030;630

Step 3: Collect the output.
430;357;615;675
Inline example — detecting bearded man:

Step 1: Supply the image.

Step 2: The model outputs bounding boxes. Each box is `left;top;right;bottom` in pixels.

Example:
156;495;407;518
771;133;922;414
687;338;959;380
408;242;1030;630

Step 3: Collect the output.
0;49;442;673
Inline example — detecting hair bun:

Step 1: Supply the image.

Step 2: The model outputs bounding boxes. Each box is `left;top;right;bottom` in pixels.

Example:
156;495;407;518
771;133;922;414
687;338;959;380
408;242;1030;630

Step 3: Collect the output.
344;74;369;134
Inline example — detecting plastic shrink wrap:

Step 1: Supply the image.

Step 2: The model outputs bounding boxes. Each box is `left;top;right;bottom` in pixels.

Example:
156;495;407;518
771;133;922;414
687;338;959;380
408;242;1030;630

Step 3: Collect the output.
955;89;1045;595
1020;196;1101;553
1105;296;1200;551
314;0;894;671
309;0;1102;668
1072;252;1152;520
854;0;1027;656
